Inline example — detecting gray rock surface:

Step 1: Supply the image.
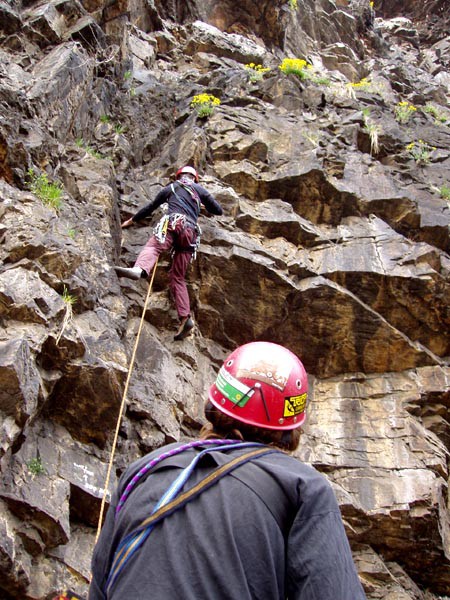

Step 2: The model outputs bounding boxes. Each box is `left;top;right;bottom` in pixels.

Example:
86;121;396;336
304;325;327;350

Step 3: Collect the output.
0;0;449;598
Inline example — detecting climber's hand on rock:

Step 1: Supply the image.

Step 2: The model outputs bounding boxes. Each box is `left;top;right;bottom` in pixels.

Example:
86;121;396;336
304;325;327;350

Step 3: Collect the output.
121;218;134;228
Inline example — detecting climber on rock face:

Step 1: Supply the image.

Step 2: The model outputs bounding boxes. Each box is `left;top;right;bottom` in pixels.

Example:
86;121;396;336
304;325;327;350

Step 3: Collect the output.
114;166;223;341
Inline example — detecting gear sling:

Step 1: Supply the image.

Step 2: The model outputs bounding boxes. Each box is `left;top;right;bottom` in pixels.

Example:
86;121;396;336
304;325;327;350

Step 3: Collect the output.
105;440;290;595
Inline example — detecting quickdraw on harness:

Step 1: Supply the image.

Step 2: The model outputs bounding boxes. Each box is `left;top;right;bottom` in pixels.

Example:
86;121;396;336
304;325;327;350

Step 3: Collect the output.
105;439;280;595
153;213;170;243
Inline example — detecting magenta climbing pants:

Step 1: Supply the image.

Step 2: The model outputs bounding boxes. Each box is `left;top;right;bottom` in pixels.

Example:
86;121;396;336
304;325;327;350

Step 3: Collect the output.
134;228;195;319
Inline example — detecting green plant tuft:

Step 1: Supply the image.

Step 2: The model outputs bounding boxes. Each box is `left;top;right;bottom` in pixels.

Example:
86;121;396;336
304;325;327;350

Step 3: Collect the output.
76;139;103;159
439;185;450;201
27;457;45;476
424;103;448;125
56;285;76;345
62;285;76;305
310;75;330;86
27;168;63;210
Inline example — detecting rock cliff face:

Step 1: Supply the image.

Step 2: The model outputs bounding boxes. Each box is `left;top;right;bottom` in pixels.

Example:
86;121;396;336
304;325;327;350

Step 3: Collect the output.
0;0;449;598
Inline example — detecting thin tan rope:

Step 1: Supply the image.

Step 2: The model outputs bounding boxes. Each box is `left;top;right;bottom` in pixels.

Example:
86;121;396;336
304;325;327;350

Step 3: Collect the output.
95;259;159;544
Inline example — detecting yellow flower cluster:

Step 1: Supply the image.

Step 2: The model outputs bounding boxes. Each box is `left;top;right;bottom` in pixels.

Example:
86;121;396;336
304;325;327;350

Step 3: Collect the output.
190;94;221;107
349;77;371;89
397;101;416;112
405;139;436;164
395;101;417;124
406;139;435;150
279;58;312;75
244;63;271;82
244;63;270;74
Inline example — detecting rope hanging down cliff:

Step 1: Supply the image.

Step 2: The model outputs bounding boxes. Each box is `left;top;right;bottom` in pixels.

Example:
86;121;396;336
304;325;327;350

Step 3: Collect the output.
95;258;159;544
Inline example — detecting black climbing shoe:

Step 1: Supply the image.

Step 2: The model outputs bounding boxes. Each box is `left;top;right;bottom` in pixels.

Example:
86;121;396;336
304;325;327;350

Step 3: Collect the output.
114;266;147;280
174;317;195;341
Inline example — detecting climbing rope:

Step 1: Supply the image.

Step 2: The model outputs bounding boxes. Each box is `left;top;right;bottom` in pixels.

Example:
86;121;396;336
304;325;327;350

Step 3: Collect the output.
95;259;159;544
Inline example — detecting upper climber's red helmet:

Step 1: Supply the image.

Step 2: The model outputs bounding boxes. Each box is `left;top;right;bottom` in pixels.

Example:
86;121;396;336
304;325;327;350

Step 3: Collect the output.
208;341;308;430
176;165;199;182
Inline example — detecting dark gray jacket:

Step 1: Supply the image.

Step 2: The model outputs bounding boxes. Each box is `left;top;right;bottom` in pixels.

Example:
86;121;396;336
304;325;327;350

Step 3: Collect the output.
132;181;223;225
89;442;366;600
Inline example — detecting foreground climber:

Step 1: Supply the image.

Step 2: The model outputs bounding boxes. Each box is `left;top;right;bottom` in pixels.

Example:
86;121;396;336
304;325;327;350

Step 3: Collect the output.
89;341;366;600
115;166;223;340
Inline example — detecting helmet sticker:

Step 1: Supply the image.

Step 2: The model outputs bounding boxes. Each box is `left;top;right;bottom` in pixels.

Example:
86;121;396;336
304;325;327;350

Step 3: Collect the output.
283;393;307;418
236;346;291;391
216;366;255;406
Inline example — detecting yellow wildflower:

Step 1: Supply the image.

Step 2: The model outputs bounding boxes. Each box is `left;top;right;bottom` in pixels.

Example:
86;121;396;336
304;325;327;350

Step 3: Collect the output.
279;58;313;80
190;94;221;107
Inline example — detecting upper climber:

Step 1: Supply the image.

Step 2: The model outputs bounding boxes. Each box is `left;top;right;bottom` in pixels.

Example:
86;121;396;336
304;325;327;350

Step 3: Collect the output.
114;166;223;340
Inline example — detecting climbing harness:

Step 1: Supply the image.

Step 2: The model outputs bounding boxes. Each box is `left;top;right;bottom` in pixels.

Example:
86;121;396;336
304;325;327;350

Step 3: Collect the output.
94;258;160;545
106;441;279;594
154;212;201;257
170;213;201;256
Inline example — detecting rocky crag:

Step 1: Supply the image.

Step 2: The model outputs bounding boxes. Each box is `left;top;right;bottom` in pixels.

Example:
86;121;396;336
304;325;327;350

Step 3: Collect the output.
0;0;449;598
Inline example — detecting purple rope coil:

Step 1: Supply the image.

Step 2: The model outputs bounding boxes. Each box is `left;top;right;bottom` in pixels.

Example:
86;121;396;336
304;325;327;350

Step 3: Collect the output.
115;438;241;515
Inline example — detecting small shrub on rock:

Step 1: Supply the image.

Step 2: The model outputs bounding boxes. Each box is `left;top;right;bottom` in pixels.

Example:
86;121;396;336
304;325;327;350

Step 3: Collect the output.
405;140;435;164
395;101;417;124
190;93;221;118
27;168;63;211
279;58;313;80
244;63;270;82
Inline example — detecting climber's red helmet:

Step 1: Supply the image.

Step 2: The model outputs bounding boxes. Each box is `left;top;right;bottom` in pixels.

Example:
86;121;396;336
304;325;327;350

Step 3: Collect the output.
208;341;308;430
176;165;199;182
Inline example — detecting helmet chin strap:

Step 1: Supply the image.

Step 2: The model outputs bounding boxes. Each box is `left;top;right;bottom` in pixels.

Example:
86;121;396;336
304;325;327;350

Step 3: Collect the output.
232;383;271;423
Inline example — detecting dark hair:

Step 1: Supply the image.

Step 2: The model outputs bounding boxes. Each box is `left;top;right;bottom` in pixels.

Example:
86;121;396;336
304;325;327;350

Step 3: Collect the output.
200;401;302;452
